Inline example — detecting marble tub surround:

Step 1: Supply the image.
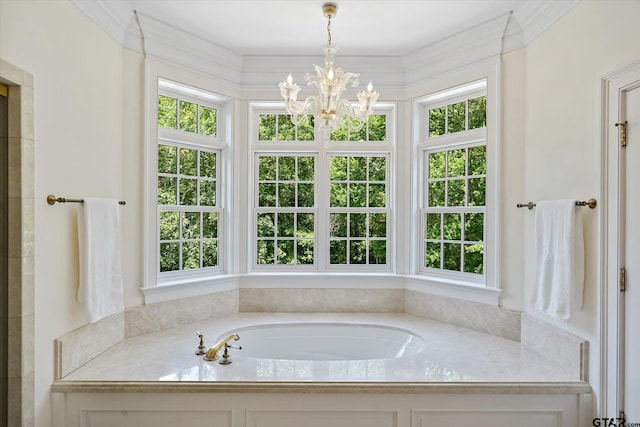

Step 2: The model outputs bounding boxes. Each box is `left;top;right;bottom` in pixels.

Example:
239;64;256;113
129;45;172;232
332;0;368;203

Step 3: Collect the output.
521;312;588;380
54;312;124;380
55;313;589;391
125;288;238;338
404;289;521;341
239;288;404;313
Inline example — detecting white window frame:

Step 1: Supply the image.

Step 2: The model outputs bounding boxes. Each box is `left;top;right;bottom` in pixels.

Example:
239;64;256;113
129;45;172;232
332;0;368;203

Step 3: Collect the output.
412;63;500;294
142;59;234;302
249;102;396;273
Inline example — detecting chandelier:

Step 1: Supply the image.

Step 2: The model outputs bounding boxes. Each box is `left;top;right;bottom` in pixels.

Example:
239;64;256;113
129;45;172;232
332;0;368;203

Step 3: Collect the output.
278;2;379;140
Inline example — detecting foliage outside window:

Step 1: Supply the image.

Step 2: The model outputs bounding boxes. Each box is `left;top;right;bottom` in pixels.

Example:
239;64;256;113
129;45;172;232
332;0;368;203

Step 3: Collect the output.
329;155;388;265
256;155;316;265
254;107;391;270
422;84;486;277
157;90;222;274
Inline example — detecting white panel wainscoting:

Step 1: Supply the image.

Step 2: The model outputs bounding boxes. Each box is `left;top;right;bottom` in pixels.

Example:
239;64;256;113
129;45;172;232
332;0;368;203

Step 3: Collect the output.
53;391;586;427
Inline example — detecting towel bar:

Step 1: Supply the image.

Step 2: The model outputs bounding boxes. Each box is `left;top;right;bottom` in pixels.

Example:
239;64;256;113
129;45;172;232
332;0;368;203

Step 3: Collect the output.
47;194;126;206
516;198;597;210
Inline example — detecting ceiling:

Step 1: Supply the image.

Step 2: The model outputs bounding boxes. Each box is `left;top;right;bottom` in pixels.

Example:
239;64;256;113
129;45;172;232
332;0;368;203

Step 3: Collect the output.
89;0;574;57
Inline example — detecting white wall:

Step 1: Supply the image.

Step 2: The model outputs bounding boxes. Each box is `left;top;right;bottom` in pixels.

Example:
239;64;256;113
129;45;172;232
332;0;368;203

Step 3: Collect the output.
0;1;124;425
522;0;640;410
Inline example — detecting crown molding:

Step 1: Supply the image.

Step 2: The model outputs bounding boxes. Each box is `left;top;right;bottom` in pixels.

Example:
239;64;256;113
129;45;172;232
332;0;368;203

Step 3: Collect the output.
71;0;579;89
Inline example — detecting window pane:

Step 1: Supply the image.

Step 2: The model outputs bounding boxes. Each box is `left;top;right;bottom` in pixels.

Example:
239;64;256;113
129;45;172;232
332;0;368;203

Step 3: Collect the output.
199;106;217;137
468;177;486;206
330;156;348;181
277;240;294;264
425;213;441;240
200;151;216;178
277;183;295;207
468;96;486;130
447;101;466;134
349;157;367;180
259;156;277;180
158;145;177;174
443;243;461;271
447;179;465;206
464;213;484;242
428;181;445;207
425;241;441;269
257;213;275;237
350;213;366;238
278;156;296;180
182;212;200;239
429;106;445;137
297;183;314;207
349;240;367;264
330;213;347;237
352;119;367;142
443;213;462;240
258;183;276;207
277;114;295;141
369;240;386;264
158;95;177;129
330;240;347;264
297;213;314;237
257;240;275;264
160;242;179;272
369;213;386;238
277;213;294;237
368;157;386;181
203;212;218;238
182;241;200;269
447;149;466;177
297;116;315;141
368;183;385;207
203;241;218;267
468;146;486;176
298;156;315;180
259;114;276;141
330;183;347;207
158;177;177;205
297;240;314;264
200;180;216;206
179;100;197;133
464;244;484;274
160;211;179;240
179;178;197;205
349;183;367;208
368;115;386;141
180;148;197;176
429;152;445;179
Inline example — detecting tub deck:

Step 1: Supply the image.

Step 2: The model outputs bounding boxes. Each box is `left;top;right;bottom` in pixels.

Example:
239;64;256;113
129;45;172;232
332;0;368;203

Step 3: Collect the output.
52;313;590;394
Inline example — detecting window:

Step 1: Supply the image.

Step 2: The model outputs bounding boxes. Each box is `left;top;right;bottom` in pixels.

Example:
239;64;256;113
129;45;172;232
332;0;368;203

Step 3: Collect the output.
419;80;488;283
252;104;394;271
154;79;228;280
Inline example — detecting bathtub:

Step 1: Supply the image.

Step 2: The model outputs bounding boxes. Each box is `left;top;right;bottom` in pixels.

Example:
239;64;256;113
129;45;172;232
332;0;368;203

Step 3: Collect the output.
52;313;591;427
223;323;426;360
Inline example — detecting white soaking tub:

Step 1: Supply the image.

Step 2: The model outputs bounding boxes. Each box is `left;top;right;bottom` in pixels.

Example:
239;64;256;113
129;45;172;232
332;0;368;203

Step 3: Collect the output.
222;323;426;360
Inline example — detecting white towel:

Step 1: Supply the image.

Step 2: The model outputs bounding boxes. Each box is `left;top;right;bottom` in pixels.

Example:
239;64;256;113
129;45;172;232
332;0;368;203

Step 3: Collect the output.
530;199;584;321
77;198;124;323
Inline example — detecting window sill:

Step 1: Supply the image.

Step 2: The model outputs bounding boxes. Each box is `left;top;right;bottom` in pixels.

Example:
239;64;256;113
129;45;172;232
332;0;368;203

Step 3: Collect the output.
403;275;502;306
141;274;240;304
140;273;501;306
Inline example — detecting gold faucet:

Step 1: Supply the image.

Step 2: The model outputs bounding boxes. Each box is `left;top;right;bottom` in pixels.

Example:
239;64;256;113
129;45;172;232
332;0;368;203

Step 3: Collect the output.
203;333;240;361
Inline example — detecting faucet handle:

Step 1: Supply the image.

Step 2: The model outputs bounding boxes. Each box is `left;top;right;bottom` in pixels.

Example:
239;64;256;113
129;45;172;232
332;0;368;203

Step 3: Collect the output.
195;332;206;355
219;342;242;365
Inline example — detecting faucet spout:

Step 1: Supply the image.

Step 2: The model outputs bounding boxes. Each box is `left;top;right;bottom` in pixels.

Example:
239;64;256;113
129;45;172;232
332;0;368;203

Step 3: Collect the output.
203;333;239;361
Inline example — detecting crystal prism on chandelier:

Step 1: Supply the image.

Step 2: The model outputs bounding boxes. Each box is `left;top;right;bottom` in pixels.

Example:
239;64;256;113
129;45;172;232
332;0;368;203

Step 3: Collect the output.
279;2;379;140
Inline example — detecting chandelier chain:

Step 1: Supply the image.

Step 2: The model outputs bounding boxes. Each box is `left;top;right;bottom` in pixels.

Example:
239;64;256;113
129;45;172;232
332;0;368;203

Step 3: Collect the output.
327;14;332;46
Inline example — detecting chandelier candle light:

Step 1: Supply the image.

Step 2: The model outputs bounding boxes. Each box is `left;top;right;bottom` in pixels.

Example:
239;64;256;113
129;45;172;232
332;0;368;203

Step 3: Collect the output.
279;2;379;140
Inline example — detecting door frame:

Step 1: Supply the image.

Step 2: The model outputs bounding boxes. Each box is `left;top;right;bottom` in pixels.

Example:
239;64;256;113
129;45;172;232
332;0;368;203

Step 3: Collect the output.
601;59;640;418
